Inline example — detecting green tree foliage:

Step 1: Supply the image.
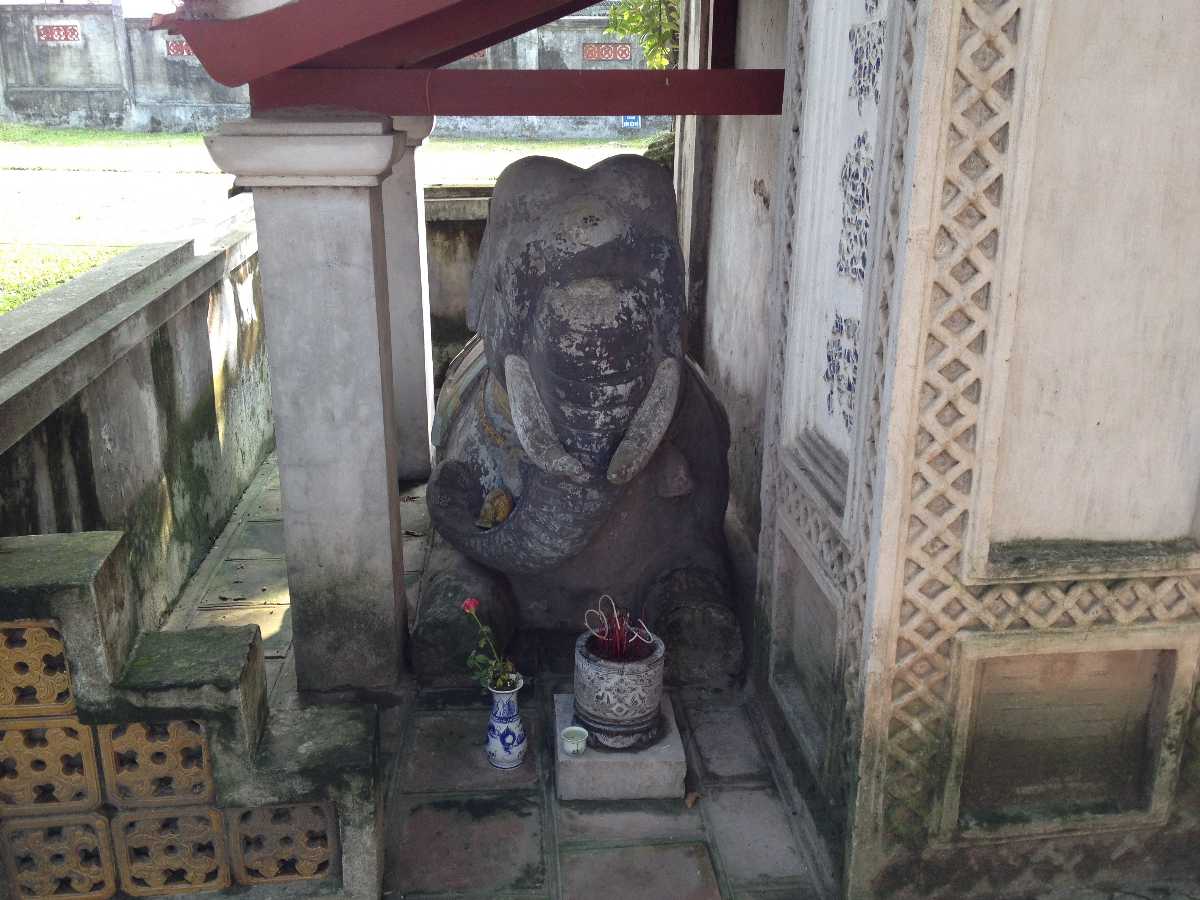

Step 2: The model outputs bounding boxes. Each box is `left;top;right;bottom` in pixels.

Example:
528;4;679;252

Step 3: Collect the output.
606;0;680;70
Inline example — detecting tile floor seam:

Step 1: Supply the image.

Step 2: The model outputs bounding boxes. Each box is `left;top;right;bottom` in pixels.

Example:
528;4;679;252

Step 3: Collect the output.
537;680;564;900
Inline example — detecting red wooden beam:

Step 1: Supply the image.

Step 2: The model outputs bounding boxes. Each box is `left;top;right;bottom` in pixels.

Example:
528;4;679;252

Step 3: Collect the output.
306;0;599;70
249;68;785;117
160;0;473;87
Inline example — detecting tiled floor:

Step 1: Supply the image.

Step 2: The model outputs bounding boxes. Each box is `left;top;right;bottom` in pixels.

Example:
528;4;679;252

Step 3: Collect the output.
382;683;826;900
167;455;828;899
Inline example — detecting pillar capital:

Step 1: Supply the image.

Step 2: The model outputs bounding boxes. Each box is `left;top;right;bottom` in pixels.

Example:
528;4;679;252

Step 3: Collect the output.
391;116;436;148
205;112;403;188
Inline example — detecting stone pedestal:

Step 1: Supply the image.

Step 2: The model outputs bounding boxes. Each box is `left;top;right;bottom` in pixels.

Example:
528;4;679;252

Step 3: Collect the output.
554;694;685;801
383;116;435;481
206;114;408;692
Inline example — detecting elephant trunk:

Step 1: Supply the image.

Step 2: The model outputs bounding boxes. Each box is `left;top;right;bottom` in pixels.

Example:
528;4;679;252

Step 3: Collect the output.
427;459;619;575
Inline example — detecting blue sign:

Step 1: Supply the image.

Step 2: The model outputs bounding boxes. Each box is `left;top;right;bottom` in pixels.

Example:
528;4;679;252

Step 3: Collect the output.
621;115;642;129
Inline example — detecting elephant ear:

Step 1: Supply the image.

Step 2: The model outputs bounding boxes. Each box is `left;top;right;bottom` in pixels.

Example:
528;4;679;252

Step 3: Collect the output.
607;358;682;485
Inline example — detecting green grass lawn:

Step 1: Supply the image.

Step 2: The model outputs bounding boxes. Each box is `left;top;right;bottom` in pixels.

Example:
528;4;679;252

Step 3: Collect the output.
0;123;656;154
0;122;205;148
0;244;130;315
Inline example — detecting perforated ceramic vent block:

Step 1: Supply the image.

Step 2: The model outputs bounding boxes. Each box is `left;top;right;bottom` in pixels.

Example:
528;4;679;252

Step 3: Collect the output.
1;812;117;899
0;717;101;817
110;808;230;896
0;621;75;718
228;802;338;885
96;721;214;808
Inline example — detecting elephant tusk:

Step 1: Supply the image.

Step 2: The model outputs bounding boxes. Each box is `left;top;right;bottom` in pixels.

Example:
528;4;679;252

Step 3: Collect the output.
607;357;681;485
504;354;586;481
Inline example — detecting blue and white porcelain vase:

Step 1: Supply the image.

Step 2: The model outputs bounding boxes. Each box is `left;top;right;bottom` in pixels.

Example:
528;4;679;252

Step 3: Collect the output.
486;675;527;769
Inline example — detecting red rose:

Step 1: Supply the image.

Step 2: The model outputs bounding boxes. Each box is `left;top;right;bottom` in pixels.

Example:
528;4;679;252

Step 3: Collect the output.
462;598;480;614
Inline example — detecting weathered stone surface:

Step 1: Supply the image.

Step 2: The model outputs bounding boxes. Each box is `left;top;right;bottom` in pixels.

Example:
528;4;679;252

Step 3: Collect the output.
554;693;686;801
421;155;741;685
397;708;539;793
560;843;721;900
703;788;808;884
684;702;768;781
212;702;380;900
410;535;516;681
115;625;267;755
556;797;704;845
200;559;291;607
225;520;286;560
387;793;544;895
190;605;292;659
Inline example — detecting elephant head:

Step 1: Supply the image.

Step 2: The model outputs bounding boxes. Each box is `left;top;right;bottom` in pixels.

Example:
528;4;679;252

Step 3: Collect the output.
429;155;688;575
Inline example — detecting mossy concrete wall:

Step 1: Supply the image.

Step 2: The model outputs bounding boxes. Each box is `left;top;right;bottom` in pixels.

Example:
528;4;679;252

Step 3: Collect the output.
0;234;273;634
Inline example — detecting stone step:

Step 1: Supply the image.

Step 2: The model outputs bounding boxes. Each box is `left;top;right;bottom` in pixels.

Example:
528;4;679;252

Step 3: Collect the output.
0;531;135;716
114;624;269;756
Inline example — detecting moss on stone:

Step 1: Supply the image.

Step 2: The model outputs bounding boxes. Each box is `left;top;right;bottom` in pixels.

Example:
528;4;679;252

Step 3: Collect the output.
989;537;1200;579
0;531;124;596
117;624;257;692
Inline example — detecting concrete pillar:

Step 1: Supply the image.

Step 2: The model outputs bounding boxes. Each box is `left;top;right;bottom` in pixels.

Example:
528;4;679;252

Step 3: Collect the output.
205;114;408;693
383;116;435;481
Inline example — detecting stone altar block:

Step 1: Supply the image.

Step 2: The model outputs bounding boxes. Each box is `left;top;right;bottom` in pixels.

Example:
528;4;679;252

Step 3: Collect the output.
554;694;685;801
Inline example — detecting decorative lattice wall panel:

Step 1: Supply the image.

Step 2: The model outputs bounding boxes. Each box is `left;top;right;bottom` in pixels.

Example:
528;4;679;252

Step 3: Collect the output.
228;802;338;885
97;721;214;808
0;717;101;817
0;622;74;718
111;808;230;896
1;813;117;900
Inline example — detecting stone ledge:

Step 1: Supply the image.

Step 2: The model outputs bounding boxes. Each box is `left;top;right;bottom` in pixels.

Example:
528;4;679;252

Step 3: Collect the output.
554;694;686;801
0;531;135;715
114;624;269;755
0;242;238;455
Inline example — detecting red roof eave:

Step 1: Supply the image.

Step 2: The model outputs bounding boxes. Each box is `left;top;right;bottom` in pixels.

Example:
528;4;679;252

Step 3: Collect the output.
157;0;601;87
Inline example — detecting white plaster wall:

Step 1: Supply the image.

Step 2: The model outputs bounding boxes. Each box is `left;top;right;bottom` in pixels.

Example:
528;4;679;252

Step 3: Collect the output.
988;0;1200;544
700;0;787;535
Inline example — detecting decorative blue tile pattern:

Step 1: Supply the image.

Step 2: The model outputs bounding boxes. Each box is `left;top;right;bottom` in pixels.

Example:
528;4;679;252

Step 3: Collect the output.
837;133;874;284
849;20;886;113
823;314;862;432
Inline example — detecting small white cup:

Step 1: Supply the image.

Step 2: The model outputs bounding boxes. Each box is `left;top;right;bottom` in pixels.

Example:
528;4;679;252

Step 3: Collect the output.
561;726;589;756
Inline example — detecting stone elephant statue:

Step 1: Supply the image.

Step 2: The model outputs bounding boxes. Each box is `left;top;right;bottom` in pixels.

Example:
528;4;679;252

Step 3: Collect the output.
413;155;743;685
